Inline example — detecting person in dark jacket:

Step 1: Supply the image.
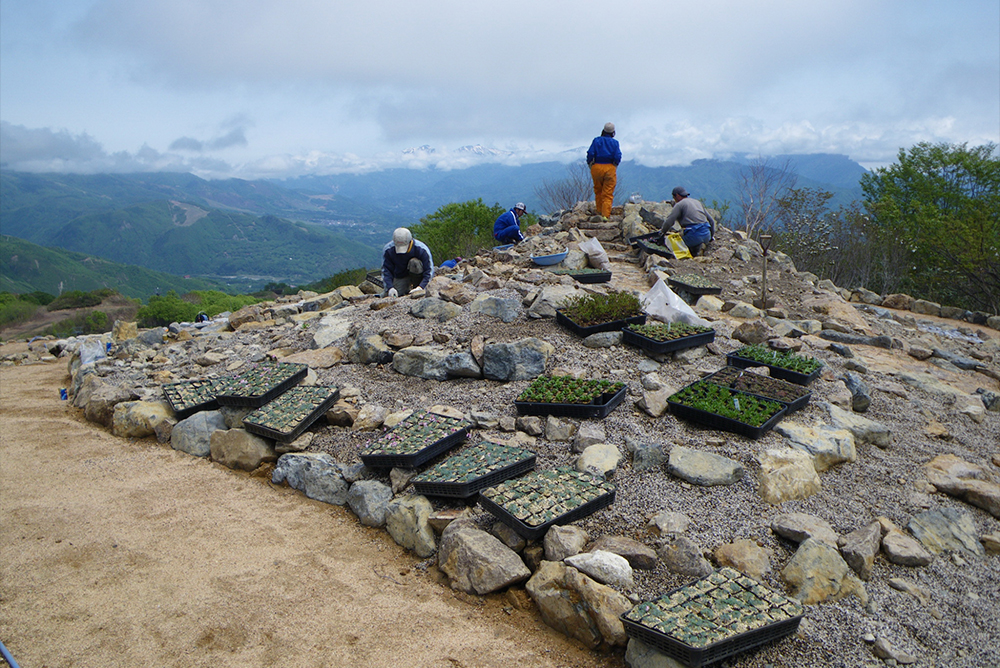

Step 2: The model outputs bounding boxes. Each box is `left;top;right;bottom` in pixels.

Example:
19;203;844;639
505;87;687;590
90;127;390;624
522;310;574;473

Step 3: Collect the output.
660;187;715;256
381;227;434;297
586;122;622;219
493;203;527;244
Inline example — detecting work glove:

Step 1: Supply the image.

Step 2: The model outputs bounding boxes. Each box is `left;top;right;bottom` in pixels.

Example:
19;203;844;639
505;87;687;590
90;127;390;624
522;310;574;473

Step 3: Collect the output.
387;288;398;298
409;286;425;298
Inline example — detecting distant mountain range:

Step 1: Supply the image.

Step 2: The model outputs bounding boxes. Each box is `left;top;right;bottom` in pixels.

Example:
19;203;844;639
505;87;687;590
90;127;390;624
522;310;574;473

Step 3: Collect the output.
0;153;868;296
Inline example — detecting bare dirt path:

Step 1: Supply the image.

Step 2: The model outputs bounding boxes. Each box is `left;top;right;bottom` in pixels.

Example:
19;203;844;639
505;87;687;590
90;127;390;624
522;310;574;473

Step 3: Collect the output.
0;359;622;668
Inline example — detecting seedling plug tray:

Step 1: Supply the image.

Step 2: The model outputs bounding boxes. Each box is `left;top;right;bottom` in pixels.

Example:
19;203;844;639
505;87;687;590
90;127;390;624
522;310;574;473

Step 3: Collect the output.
515;377;628;419
703;367;811;412
478;467;616;540
215;362;308;407
667;380;787;440
360;410;470;469
726;349;823;386
556;309;646;337
622;323;716;355
667;274;723;295
621;567;804;667
243;385;339;442
547;268;612;284
162;378;232;419
411;442;536;498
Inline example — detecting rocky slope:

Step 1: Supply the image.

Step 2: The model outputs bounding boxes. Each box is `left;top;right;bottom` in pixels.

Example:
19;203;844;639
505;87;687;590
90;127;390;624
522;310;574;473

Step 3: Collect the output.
8;200;999;668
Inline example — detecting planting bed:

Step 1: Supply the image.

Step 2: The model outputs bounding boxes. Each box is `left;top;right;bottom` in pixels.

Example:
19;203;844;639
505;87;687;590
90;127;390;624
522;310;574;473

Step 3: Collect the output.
161;378;231;419
359;410;470;468
667;380;787;439
621;567;804;667
727;345;824;385
622;322;716;355
515;376;627;419
215;362;308;407
243;385;340;442
478;467;616;540
411;442;536;499
703;366;812;412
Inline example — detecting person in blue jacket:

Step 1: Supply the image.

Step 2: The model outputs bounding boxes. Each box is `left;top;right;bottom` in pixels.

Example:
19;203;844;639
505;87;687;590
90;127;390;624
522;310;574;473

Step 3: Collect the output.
493;202;527;244
586;122;622;219
381;227;434;297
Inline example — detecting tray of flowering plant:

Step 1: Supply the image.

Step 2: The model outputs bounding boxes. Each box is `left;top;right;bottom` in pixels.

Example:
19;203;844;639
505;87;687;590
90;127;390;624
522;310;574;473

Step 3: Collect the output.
515;376;627;419
242;385;339;442
411;442;536;499
359;410;471;469
546;267;612;284
161;377;233;419
478;467;616;540
622;321;716;355
667;273;723;295
726;344;824;386
214;361;308;407
703;366;812;413
620;567;804;668
667;380;787;439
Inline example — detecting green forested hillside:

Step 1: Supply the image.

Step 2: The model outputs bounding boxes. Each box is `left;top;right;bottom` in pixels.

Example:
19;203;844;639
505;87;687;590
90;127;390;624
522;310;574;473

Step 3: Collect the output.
0;235;232;297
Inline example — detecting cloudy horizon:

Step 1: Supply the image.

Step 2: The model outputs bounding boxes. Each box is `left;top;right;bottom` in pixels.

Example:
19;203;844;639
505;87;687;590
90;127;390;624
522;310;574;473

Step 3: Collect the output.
1;0;997;179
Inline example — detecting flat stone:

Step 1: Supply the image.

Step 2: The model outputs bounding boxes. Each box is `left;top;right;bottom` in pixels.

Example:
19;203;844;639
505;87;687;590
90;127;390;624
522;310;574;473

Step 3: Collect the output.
667;446;744;486
771;512;839;546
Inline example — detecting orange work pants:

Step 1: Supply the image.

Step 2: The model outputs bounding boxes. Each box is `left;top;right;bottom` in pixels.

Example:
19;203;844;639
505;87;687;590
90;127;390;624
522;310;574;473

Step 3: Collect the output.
590;163;616;218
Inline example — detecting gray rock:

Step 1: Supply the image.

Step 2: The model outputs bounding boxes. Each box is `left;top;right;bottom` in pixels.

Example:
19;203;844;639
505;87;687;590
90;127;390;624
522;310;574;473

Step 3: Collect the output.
625;437;664;471
882;530;934;567
565;550;634;589
310;308;357;349
515;415;545;436
841;371;871;412
392;346;449;381
219;405;253;429
346;480;393;526
781;537;867;605
839;522;882;581
576;443;621;478
771;512;839;546
467;294;521;322
732;319;773;343
209;428;277;472
646;511;691;536
873;637;918;665
829;343;855;359
438;525;530;595
482;338;554;381
572;422;606;453
544;525;589;561
824;402;891;448
819;330;894;349
924;454;1000;518
171;410;227;457
587;535;658;570
656;534;712;578
84;383;140;428
443;352;481;378
409;297;463;321
385;495;436;558
932;348;982;371
490;521;526;552
582;331;622;348
713;539;773;580
667;446;744;486
349;331;394;365
626;638;687;668
545;415;576;441
112;400;173;439
774;421;857;472
908;507;985;558
271;452;348;505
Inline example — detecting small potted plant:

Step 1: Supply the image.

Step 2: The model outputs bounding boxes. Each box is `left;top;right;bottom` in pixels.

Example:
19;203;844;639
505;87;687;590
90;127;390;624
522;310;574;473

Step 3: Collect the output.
727;344;824;385
557;290;646;336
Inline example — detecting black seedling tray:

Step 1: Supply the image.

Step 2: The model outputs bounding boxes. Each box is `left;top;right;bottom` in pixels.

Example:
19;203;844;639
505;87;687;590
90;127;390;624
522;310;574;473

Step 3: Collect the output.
412;445;536;499
667;394;787;440
515;385;627;419
161;378;231;419
668;277;723;295
548;269;612;284
243;386;339;442
478;469;616;540
366;271;384;288
622;327;716;355
628;231;663;249
703;368;811;413
215;363;308;407
621;569;804;668
556;310;646;337
637;238;676;259
726;353;822;386
360;411;471;469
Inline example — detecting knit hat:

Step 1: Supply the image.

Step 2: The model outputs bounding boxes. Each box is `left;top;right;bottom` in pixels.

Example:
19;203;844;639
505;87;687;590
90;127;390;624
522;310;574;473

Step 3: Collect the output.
393;227;412;253
672;186;689;198
603;122;615;134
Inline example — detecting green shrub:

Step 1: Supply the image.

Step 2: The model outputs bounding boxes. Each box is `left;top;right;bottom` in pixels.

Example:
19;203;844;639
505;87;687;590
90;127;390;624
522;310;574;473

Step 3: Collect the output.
19;291;57;306
0;299;40;328
48;290;104;311
137;291;198;327
411;199;537;261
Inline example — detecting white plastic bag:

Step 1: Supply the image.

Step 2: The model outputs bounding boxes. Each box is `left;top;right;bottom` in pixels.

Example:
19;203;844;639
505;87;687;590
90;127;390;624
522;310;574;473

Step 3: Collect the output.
578;236;612;271
78;337;107;365
641;278;711;327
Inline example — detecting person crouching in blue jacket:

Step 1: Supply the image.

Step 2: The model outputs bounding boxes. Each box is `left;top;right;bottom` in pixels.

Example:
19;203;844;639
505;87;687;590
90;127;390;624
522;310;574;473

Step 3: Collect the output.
382;227;434;297
493;202;527;244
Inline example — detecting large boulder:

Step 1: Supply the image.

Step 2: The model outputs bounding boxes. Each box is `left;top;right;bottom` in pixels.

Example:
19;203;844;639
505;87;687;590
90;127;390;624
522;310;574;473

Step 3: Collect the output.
385;495;436;558
437;525;531;595
210;428;277;472
781;537;867;605
483;338;554;381
392;346;449;381
171;410;227;457
111;400;173;439
757;448;821;504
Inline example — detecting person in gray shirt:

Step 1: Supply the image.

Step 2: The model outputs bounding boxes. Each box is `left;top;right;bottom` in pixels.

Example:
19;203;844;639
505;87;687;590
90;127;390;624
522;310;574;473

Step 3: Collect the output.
660;187;715;255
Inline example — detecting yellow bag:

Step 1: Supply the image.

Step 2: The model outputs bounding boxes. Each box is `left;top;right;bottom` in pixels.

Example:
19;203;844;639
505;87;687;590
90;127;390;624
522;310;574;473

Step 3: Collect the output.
667;233;692;260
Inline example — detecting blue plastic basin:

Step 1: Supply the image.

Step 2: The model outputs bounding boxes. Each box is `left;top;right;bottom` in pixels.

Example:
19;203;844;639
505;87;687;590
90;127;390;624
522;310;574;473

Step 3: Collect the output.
530;250;568;266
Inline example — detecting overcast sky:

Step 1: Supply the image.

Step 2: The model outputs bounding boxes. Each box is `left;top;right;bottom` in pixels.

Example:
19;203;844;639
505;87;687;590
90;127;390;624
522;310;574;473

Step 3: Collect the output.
1;0;998;178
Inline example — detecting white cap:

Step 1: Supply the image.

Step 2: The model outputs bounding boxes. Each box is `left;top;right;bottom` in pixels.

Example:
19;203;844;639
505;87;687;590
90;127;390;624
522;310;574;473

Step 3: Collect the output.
393;227;412;253
514;202;526;212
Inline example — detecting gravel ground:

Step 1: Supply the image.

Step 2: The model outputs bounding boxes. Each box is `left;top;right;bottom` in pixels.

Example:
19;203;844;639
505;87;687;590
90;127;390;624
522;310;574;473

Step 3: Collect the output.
92;243;1000;668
